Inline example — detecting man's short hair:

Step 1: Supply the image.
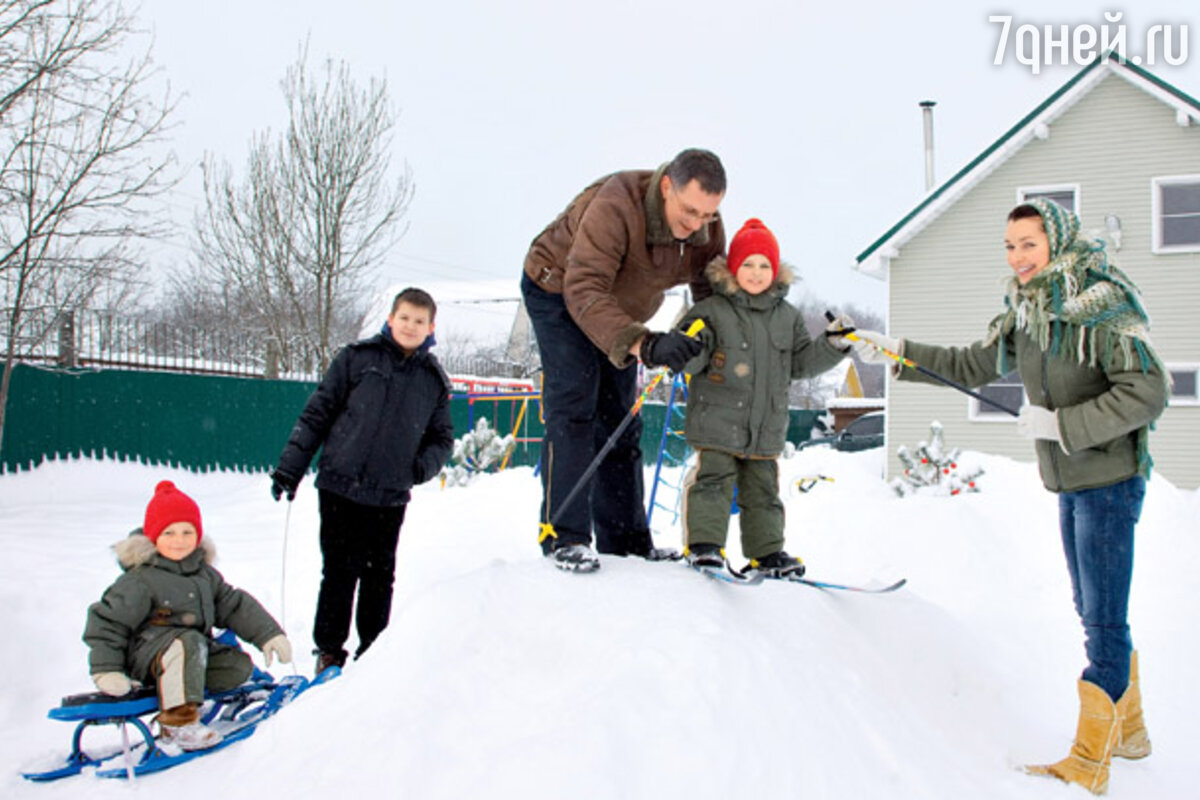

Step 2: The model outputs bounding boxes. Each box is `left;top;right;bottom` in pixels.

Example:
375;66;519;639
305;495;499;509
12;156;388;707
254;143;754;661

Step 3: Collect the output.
391;287;437;321
666;148;726;195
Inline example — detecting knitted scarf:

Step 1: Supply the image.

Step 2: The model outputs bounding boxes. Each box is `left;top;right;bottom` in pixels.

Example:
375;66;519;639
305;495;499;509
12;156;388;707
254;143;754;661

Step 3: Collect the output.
984;198;1168;474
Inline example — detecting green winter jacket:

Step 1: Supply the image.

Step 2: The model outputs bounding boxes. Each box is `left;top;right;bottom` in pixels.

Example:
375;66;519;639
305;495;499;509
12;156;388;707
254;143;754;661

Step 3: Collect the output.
84;531;283;680
679;258;847;458
901;319;1168;492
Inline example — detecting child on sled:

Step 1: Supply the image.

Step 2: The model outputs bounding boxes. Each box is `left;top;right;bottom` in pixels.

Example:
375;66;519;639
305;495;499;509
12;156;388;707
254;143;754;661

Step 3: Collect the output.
84;480;293;751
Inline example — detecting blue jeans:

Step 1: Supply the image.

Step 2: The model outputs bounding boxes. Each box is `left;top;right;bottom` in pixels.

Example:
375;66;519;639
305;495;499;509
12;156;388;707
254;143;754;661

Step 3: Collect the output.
521;273;652;556
1058;475;1144;701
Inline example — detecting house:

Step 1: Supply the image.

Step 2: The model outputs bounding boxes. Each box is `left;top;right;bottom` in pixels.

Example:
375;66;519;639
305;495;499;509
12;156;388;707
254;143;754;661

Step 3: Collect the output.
855;57;1200;490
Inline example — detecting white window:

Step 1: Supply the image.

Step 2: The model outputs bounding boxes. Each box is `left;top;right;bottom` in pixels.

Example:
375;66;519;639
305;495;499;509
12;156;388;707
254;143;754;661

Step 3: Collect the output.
969;369;1026;421
1168;364;1199;406
1152;176;1200;253
1018;185;1079;214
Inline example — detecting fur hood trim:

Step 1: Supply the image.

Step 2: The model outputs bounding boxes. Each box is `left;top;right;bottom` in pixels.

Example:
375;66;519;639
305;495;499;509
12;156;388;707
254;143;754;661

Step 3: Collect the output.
704;255;795;298
113;529;217;569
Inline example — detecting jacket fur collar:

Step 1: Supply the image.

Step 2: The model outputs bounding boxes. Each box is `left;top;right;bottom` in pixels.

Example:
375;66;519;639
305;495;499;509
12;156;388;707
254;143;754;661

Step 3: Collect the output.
113;529;217;570
704;255;795;300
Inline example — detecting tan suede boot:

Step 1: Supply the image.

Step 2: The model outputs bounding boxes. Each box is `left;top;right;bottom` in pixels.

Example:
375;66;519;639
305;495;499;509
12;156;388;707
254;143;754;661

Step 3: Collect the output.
1025;680;1120;795
1114;650;1152;759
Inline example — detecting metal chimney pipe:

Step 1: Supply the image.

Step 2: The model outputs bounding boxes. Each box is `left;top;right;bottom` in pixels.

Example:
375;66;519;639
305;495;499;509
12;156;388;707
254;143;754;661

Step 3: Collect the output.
919;100;936;191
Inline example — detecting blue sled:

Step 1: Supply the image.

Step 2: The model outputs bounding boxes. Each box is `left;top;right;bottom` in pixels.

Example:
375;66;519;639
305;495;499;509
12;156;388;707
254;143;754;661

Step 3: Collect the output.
23;660;340;782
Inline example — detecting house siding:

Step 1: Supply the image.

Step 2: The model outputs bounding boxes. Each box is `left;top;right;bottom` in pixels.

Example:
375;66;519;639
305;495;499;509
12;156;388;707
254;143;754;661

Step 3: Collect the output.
886;71;1200;489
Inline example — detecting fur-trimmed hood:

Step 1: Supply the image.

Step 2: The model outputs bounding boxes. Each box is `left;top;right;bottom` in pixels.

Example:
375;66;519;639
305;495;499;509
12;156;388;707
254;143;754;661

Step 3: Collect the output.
112;528;217;570
704;255;796;300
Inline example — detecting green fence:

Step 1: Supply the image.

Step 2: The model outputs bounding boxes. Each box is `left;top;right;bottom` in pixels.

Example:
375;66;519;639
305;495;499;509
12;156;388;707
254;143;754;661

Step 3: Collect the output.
0;364;821;474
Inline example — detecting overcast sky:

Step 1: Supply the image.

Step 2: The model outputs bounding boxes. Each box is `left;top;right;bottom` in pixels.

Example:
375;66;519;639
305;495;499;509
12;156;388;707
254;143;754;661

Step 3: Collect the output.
136;0;1200;318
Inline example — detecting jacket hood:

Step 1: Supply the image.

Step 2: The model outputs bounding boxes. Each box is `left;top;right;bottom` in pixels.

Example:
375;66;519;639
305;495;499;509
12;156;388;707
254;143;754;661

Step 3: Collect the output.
704;255;795;300
113;529;217;570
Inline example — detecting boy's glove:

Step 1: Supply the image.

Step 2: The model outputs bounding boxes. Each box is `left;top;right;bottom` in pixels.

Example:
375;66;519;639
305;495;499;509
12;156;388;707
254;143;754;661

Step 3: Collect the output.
93;672;134;696
269;468;299;502
639;330;703;373
850;330;901;365
1017;405;1061;443
261;634;293;667
824;314;857;350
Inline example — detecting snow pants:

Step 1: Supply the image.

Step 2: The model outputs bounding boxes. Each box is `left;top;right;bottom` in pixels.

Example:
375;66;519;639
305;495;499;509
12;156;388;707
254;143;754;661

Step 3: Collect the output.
147;630;253;721
683;449;785;560
313;489;406;660
521;273;653;557
1057;474;1144;701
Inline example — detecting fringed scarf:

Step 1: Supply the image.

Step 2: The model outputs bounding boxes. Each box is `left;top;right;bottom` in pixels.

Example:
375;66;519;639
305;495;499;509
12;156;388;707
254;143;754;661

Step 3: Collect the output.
984;198;1168;475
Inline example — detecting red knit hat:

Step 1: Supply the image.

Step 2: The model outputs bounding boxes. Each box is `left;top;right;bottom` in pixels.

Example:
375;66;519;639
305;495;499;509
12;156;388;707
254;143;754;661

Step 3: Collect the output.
727;218;780;281
143;480;203;543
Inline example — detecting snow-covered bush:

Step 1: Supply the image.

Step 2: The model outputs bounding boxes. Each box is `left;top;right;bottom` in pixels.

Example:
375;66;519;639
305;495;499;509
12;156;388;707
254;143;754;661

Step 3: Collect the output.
440;418;516;487
890;421;983;497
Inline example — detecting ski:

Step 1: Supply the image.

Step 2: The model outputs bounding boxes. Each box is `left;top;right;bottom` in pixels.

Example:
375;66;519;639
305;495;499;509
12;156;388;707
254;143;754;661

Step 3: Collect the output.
780;575;907;594
687;562;765;586
22;666;340;782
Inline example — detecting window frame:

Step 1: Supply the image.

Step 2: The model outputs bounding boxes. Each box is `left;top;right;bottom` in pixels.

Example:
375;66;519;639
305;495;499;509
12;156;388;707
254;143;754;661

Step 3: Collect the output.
1017;184;1081;215
1151;175;1200;254
1167;363;1200;406
968;369;1027;422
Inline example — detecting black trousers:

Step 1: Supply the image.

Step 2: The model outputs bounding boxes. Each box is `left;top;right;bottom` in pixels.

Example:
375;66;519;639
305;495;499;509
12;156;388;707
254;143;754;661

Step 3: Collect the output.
312;489;407;659
520;272;652;556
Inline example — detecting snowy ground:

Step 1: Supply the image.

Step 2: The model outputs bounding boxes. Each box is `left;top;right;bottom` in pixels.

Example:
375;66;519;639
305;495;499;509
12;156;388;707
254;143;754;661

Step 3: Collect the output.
2;446;1198;798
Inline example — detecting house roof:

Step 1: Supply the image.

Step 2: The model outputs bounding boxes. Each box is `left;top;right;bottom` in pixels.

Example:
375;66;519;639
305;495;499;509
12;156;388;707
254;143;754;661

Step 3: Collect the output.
854;57;1200;278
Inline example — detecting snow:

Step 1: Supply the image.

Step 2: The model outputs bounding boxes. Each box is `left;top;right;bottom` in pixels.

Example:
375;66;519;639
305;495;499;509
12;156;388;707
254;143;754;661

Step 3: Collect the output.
2;448;1198;798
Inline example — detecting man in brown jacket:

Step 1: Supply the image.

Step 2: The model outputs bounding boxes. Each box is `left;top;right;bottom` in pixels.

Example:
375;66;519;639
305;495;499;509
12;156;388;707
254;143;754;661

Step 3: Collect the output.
520;148;727;572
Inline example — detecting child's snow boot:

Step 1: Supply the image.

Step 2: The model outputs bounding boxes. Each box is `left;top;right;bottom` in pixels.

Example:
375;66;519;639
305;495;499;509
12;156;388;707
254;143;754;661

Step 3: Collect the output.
157;703;223;752
685;544;724;570
747;551;805;578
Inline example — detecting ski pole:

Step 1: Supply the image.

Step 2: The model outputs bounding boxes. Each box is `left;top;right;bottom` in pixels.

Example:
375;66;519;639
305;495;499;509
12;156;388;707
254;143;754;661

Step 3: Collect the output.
825;310;1019;417
538;319;705;546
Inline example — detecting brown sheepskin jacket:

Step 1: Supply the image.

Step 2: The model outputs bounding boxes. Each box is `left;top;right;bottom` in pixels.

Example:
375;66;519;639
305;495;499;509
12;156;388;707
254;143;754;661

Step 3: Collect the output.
523;164;725;367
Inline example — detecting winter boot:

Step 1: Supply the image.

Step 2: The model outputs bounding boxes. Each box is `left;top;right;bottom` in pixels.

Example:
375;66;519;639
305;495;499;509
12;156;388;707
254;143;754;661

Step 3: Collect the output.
314;649;347;678
1025;679;1120;795
157;703;223;751
548;543;600;573
645;546;682;562
1114;650;1151;759
685;544;725;570
746;551;805;578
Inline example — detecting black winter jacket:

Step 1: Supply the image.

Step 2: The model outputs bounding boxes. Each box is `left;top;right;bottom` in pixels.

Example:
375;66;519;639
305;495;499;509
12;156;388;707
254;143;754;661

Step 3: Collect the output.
275;332;454;507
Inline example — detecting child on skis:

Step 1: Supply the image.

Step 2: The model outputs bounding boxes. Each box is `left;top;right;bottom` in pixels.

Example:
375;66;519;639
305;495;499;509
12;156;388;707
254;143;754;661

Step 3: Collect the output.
84;480;293;752
679;218;853;577
270;287;454;676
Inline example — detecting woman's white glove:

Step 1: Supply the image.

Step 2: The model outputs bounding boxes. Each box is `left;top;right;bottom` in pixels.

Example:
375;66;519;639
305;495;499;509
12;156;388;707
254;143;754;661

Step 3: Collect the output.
1017;405;1062;443
850;330;901;365
261;634;293;667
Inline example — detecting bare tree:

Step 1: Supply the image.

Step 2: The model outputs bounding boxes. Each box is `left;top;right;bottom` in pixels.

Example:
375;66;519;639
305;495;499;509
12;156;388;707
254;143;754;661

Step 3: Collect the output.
0;0;176;452
179;44;413;374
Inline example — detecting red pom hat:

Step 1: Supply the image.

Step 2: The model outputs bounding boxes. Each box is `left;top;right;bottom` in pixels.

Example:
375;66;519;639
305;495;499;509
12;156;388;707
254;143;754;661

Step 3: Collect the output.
143;480;203;543
727;218;780;281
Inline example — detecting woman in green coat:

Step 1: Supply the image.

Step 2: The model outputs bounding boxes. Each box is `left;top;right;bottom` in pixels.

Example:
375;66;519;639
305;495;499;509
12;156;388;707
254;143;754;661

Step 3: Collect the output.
854;198;1168;795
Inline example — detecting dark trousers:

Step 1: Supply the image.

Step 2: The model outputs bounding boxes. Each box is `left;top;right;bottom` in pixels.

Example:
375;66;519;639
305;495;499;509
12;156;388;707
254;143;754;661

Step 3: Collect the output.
521;273;652;556
313;489;406;659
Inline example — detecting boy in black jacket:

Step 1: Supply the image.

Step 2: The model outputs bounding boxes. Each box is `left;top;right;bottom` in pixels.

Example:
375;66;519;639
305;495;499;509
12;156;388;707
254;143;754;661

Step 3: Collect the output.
270;287;454;676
